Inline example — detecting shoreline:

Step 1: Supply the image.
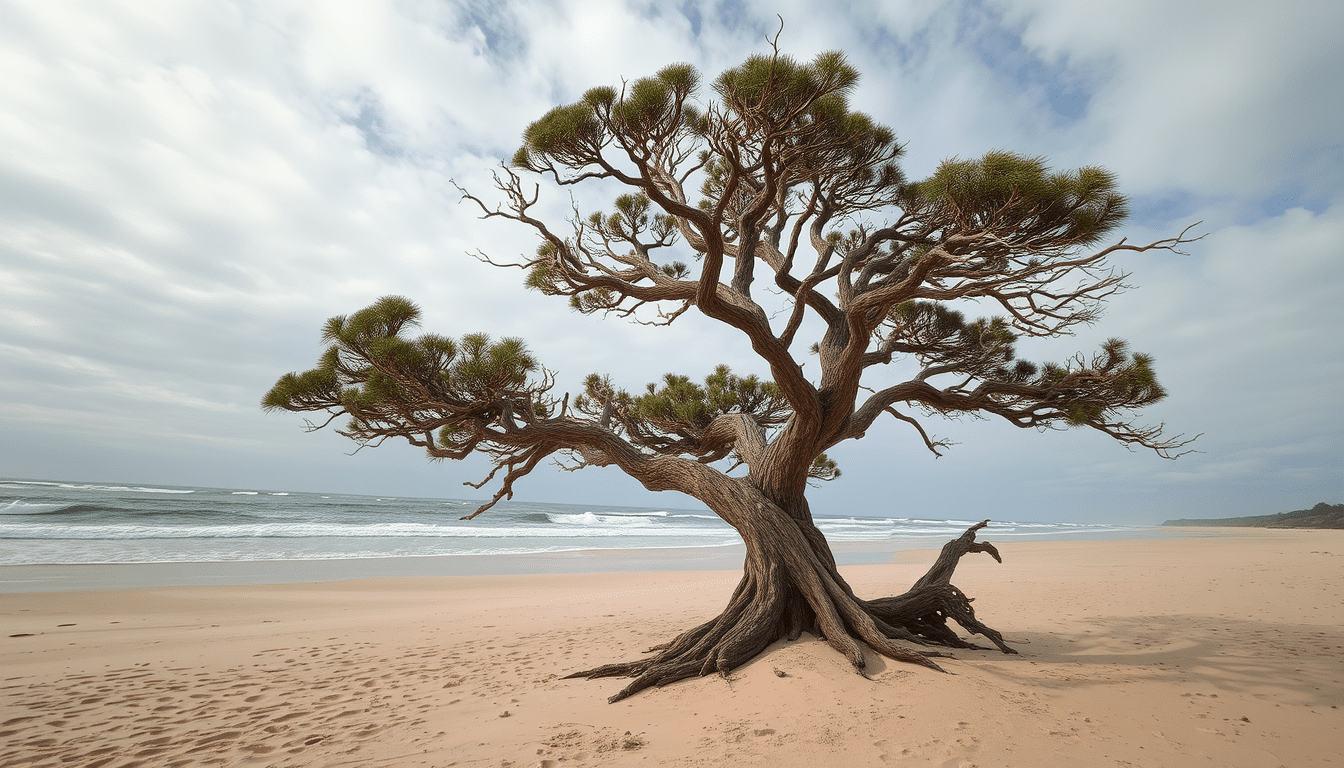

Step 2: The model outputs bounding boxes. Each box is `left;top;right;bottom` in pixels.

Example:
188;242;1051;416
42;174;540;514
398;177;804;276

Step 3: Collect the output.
4;528;1340;766
0;525;1208;592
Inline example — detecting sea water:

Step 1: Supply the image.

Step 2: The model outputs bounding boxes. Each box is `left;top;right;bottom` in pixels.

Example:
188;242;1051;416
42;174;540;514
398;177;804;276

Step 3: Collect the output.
0;478;1138;566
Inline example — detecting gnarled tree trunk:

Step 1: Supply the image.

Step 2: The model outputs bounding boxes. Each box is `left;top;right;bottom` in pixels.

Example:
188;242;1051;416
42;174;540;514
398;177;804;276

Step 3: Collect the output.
565;484;1016;702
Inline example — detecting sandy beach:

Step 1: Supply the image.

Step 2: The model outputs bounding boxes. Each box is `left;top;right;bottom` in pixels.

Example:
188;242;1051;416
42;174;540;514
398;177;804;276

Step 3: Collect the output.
2;528;1341;767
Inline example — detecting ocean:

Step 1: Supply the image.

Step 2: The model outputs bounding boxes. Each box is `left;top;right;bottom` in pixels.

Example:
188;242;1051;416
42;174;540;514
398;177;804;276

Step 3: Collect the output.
0;478;1141;566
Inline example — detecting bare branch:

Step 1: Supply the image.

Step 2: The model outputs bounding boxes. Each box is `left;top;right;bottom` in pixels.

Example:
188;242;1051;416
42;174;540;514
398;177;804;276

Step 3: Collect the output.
883;407;951;457
459;446;554;520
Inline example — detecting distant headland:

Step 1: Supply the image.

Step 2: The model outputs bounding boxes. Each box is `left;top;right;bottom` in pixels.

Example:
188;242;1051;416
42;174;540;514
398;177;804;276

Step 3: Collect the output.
1163;502;1344;529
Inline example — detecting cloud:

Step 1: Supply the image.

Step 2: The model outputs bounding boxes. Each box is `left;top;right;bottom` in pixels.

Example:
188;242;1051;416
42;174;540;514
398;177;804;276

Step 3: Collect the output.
998;0;1344;208
1;0;1339;522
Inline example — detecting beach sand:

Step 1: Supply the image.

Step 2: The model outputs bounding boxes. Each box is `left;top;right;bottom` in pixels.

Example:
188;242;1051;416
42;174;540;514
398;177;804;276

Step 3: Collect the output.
2;528;1341;767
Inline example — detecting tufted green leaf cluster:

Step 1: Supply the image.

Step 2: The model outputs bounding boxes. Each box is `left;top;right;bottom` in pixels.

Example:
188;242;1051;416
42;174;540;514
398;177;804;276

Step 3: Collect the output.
611;64;696;132
568;287;619;314
571;372;629;415
582;192;679;247
513;63;701;172
631;365;788;431
714;51;858;118
571;365;791;441
907;151;1129;245
881;302;1167;429
512;103;605;170
263;297;541;421
702;52;901;198
887;301;1037;383
1034;338;1166;426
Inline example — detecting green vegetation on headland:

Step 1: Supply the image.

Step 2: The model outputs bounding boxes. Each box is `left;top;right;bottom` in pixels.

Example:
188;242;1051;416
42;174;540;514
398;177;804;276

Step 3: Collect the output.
1163;502;1344;529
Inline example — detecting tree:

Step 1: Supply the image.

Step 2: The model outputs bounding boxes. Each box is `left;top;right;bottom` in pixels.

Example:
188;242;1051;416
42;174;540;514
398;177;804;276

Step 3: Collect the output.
265;48;1195;702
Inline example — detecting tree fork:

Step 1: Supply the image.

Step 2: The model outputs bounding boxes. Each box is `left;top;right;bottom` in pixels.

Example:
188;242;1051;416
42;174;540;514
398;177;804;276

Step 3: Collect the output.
564;519;1015;702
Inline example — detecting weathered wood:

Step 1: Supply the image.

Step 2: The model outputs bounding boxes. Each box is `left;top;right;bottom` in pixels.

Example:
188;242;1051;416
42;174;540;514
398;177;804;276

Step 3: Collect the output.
566;517;1015;702
868;519;1017;654
910;519;1002;590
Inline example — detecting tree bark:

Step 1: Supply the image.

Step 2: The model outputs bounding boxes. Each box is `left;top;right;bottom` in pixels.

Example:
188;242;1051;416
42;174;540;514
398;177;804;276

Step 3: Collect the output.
564;492;1016;702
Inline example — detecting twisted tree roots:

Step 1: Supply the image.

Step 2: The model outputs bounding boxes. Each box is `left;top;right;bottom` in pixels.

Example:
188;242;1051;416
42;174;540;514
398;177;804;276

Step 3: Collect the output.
565;519;1016;702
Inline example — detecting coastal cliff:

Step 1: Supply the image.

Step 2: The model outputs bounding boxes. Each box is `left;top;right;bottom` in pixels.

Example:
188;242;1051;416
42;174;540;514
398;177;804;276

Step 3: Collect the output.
1163;501;1344;528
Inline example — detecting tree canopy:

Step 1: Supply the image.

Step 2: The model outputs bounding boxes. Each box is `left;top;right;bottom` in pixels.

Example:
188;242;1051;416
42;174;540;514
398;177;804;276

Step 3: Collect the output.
266;47;1195;701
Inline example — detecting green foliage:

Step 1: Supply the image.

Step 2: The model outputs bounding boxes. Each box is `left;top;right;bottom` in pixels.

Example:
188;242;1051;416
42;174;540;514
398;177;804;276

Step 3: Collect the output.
636;374;714;427
575;192;679;262
261;368;339;412
808;453;840;481
571;364;790;445
682;51;903;219
1064;402;1104;425
515;63;701;173
614;77;673;130
660;261;689;279
655;62;699;94
262;297;542;422
610;63;701;132
514;103;604;169
569;288;617;314
451;333;536;396
610;193;651;236
887;301;1031;382
631;365;787;431
908;151;1129;245
572;372;629;415
1036;338;1166;427
713;51;858;116
881;300;1167;431
524;241;565;294
321;295;421;344
583;86;616;109
526;263;558;292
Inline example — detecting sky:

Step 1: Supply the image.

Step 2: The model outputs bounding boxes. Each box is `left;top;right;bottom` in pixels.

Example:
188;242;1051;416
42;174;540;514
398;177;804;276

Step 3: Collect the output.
2;0;1341;525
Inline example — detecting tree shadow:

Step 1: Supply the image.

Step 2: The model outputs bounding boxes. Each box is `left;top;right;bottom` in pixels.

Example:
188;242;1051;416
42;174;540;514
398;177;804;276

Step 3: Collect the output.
954;613;1344;708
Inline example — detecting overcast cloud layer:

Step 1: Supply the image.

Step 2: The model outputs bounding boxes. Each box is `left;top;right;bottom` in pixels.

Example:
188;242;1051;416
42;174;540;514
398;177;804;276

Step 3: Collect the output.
3;0;1340;524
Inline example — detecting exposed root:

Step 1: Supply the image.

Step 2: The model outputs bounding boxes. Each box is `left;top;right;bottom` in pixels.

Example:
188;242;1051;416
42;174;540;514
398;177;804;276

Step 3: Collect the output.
867;519;1019;654
564;520;1015;702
